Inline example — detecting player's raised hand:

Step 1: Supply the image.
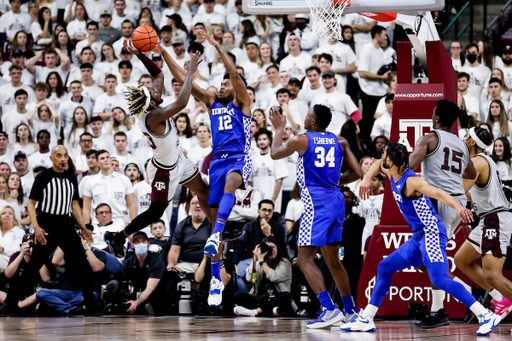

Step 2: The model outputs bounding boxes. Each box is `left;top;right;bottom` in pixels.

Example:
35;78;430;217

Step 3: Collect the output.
152;43;164;55
186;52;203;74
457;207;474;224
269;106;286;130
123;38;140;55
196;29;219;48
359;177;373;200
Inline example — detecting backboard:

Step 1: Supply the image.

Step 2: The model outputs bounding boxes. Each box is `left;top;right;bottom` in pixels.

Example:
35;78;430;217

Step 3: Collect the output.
242;0;444;15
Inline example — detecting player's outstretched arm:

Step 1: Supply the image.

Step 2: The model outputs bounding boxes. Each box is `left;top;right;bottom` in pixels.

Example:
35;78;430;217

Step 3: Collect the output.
339;137;363;186
269;106;306;159
359;159;390;200
148;53;202;123
408;134;431;171
196;29;251;115
124;39;165;96
159;46;216;108
406;176;474;223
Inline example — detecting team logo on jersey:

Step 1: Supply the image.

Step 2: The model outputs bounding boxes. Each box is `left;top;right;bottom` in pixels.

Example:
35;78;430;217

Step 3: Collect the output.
485;228;497;240
154;182;166;191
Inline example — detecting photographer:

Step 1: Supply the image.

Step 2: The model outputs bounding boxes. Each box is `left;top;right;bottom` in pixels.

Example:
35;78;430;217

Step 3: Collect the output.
233;200;287;292
0;234;50;311
120;232;173;315
233;237;296;317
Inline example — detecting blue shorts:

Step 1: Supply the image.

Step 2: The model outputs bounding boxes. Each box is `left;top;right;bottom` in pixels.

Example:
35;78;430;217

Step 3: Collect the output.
208;153;252;206
397;226;448;268
298;193;345;247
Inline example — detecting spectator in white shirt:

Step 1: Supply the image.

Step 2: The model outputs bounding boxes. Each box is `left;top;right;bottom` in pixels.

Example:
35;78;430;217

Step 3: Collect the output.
0;64;35;117
113;20;134;57
249;129;288;213
66;3;89;41
83;149;136;225
10;123;36;157
27;130;52;171
274;88;302;133
25;48;71;84
0;0;32;40
0;133;14;169
79;63;105;102
111;0;135;30
0;205;24;270
75;21;106;62
310;70;359;134
458;72;480;119
315;32;357;85
480;79;509;122
31;7;53;45
450;41;465;72
286;78;309;128
258;64;282;111
501;46;512;90
192;0;225;28
95;43;121;80
72;132;95;172
124;162;141;186
2;49;35;87
115;60;138;94
284;14;317;56
89;115;112;152
2;89;30;146
318;53;345;93
93;74;127;120
459;43;491;99
280;33;311;81
486;100;512;146
299;66;324;107
67;48;106;87
343;13;376;56
64;106;89;157
357;25;390;139
159;0;192;30
371;94;393;140
58;81;94;134
110;131;142;173
187;124;212;171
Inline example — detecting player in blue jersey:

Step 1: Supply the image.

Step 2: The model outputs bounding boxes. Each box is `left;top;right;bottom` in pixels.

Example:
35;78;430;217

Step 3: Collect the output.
269;105;363;328
165;29;252;306
342;142;501;335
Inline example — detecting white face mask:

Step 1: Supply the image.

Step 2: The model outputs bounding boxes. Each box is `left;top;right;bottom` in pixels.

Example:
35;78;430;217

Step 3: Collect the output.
134;243;148;256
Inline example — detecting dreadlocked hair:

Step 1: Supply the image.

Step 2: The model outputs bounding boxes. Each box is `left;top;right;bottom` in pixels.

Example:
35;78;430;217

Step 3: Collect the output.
386;142;409;174
124;86;150;118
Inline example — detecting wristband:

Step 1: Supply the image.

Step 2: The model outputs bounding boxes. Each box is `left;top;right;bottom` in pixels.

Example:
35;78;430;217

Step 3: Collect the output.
259;261;265;266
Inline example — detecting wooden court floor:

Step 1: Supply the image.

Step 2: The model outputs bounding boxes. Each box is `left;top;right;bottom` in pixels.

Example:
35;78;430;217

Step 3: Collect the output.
0;316;511;341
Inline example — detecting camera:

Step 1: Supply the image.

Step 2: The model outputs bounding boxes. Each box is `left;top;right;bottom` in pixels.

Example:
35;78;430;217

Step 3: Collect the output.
259;242;273;254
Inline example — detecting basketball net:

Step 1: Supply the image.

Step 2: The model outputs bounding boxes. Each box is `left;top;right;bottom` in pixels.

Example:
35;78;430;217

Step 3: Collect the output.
306;0;350;41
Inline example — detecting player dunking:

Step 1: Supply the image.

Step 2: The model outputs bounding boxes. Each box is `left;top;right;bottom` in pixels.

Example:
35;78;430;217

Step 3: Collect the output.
163;29;252;306
404;99;482;328
106;40;212;256
269;105;362;328
344;142;501;335
454;127;512;318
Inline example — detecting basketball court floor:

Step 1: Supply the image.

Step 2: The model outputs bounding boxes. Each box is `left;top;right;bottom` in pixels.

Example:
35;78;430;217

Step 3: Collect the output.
1;316;510;341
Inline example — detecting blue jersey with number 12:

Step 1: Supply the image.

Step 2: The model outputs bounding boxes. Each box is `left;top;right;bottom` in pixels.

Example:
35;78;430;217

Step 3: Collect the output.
210;100;251;157
297;132;343;206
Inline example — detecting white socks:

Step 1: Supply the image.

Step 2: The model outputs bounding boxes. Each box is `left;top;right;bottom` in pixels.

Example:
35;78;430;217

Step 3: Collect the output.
489;288;504;302
362;304;378;319
469;302;488;317
431;290;446;312
453;276;472;293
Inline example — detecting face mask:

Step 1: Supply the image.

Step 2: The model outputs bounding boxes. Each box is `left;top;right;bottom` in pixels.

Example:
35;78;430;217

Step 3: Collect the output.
295;23;306;30
134;243;148;256
503;58;512;65
466;53;477;63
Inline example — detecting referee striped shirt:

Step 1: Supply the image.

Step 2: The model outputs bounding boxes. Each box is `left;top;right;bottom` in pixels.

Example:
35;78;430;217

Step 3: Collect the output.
30;168;79;216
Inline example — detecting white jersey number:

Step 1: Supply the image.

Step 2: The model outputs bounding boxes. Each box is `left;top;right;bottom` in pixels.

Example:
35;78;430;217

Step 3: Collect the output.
314;147;335;167
218;115;233;131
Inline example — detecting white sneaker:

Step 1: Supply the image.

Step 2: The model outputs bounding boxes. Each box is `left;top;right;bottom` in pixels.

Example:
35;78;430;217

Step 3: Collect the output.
234;305;258;317
340;310;376;332
476;310;501;336
204;232;221;257
306;307;344;329
207;277;224;307
273;307;281;317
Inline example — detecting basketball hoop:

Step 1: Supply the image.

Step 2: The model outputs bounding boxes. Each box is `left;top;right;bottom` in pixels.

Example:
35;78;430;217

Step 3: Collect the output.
305;0;350;41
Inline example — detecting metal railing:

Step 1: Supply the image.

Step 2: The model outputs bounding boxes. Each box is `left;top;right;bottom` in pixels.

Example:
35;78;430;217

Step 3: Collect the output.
440;0;474;41
484;0;512;40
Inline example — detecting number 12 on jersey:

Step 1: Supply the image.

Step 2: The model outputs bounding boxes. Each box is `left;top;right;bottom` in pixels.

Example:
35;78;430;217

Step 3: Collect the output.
218;115;232;131
315;147;335;167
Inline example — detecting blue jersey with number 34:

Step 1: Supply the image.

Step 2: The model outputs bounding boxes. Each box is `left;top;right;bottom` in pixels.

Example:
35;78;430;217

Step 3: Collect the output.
210;100;251;157
297;132;343;206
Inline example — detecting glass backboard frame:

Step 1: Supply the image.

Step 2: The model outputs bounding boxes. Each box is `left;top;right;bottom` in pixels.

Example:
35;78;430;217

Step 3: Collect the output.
242;0;444;15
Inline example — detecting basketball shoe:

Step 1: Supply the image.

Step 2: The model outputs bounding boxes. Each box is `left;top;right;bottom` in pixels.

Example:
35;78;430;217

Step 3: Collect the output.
492;297;512;318
204;232;221;257
208;277;224;307
415;308;450;329
340;309;377;332
476;310;502;336
306;307;344;329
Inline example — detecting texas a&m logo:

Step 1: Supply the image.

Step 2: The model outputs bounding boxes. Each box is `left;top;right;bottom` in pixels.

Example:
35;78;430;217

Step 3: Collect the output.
485;228;497;240
397;119;433;152
154;182;166;191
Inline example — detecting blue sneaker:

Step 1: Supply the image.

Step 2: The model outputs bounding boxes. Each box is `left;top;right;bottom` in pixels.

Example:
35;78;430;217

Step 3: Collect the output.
208;278;224;307
204;232;221;257
476;310;501;336
340;310;376;332
306;307;344;329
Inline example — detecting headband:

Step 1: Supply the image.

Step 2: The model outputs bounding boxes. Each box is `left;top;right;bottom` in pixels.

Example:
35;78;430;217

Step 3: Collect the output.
142;86;151;112
469;127;489;150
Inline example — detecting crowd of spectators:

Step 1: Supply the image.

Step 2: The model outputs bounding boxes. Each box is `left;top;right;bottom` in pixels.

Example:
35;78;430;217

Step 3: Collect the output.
0;0;509;317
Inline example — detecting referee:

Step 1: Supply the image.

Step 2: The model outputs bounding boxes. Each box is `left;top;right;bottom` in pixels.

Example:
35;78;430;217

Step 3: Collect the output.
1;146;100;316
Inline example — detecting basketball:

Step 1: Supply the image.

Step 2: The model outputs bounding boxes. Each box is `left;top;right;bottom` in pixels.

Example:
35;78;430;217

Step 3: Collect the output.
131;25;158;52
